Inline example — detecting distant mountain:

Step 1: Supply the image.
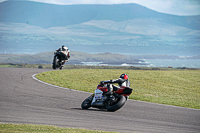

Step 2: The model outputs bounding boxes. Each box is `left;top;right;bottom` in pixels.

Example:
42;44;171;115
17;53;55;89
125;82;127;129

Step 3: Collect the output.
0;1;199;29
0;0;199;56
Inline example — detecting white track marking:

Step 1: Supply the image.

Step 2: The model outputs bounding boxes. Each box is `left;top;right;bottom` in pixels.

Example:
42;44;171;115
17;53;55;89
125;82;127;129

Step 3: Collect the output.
32;73;91;94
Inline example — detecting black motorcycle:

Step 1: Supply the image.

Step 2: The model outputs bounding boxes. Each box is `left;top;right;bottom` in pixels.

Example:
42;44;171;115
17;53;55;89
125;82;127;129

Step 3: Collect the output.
81;84;132;112
52;52;65;70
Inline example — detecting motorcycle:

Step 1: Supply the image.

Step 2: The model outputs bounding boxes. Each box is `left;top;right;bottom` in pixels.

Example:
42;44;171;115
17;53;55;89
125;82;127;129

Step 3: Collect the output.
52;52;65;70
81;84;132;112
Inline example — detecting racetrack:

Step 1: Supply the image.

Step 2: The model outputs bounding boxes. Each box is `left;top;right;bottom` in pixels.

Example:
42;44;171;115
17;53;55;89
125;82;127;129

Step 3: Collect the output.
0;68;199;133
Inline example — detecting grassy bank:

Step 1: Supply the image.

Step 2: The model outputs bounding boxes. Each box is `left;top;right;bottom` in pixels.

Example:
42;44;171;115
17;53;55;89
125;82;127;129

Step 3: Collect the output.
36;69;200;109
0;124;117;133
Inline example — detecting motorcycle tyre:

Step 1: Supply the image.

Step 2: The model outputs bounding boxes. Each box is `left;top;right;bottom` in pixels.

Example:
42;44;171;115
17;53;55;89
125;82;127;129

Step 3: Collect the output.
106;95;126;112
52;56;58;69
81;95;93;109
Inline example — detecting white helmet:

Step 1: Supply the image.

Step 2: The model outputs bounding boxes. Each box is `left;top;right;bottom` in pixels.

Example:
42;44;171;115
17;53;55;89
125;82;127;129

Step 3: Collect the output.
62;45;68;51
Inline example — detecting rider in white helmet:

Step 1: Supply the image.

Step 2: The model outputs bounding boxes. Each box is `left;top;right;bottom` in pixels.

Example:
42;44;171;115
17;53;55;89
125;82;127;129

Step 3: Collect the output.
55;45;70;66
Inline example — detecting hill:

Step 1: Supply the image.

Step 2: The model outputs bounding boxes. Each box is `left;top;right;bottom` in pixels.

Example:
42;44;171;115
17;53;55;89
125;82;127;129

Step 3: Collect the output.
0;51;199;65
0;0;199;56
1;1;199;29
0;51;143;65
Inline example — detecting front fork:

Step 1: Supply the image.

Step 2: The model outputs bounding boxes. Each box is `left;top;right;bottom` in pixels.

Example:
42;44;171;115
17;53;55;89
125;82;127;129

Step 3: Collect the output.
89;94;94;102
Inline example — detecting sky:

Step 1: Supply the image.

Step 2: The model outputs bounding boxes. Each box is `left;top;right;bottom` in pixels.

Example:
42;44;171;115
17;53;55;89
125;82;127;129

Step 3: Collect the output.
0;0;200;16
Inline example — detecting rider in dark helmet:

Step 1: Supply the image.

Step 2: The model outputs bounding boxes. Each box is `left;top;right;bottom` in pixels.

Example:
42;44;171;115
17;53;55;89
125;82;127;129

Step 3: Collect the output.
100;74;130;96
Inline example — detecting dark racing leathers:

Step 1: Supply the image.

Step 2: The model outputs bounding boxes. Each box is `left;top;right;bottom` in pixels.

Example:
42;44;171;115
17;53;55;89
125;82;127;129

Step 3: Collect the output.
101;78;130;95
55;49;70;65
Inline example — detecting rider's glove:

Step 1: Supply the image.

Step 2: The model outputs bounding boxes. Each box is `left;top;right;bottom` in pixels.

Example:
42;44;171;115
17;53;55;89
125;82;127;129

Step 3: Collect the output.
100;81;104;86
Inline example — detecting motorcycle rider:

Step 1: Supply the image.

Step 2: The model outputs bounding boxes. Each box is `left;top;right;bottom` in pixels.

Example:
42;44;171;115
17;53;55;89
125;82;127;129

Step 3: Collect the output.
91;74;130;107
100;74;130;96
55;45;70;67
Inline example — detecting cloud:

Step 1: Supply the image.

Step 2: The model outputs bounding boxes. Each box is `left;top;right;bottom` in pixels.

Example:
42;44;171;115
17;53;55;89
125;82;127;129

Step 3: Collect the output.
1;0;200;15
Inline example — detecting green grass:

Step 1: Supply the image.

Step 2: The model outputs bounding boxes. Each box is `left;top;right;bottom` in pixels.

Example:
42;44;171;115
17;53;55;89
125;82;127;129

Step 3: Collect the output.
36;69;200;109
0;124;117;133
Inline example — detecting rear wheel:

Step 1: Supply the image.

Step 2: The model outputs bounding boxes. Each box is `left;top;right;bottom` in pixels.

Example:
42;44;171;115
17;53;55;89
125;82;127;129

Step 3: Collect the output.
81;94;94;109
106;95;126;112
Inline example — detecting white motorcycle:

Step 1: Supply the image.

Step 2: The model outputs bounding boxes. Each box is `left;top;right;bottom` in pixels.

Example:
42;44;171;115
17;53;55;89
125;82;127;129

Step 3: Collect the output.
81;84;132;112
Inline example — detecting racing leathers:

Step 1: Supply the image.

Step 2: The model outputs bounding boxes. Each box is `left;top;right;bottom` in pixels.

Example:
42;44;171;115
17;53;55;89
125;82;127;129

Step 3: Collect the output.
55;46;70;65
101;78;130;95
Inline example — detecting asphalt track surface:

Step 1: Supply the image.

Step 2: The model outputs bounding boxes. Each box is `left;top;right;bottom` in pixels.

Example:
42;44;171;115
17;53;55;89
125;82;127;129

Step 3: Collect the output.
0;68;199;133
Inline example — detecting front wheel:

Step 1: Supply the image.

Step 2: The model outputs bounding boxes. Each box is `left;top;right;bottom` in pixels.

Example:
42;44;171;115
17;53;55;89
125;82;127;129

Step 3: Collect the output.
81;94;94;109
106;95;126;112
52;56;59;69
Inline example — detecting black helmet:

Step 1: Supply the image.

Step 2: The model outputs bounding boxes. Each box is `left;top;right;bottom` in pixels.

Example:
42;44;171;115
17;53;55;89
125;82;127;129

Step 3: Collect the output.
119;74;128;80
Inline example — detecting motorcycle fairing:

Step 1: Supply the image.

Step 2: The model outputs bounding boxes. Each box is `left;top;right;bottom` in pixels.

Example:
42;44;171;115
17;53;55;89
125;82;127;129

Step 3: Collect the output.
97;85;108;92
91;87;105;105
115;86;133;96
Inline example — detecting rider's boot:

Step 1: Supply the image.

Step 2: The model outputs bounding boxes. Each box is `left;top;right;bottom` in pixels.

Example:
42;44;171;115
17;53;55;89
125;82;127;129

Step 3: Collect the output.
104;84;113;96
59;61;65;69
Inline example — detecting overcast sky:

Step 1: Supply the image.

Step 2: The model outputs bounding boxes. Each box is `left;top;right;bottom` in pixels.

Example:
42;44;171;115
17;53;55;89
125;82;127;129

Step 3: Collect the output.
1;0;200;16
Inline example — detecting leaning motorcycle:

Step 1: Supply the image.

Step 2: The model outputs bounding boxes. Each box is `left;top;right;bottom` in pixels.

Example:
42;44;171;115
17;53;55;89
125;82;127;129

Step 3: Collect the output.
81;84;132;112
52;52;65;70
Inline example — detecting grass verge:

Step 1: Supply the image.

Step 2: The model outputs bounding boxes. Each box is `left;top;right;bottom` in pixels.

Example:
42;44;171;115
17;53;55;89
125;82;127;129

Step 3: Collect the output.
0;123;117;133
36;69;200;109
